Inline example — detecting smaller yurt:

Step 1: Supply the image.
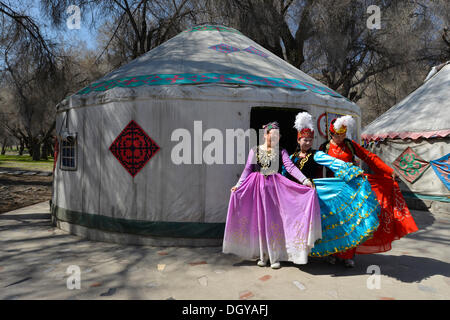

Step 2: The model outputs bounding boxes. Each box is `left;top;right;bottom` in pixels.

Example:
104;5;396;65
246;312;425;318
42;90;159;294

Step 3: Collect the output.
362;62;450;213
51;25;362;246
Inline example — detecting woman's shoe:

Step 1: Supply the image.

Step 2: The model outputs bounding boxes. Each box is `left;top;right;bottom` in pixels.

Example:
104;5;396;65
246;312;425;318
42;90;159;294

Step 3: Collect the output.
257;259;267;267
344;259;355;268
257;254;268;267
270;262;281;269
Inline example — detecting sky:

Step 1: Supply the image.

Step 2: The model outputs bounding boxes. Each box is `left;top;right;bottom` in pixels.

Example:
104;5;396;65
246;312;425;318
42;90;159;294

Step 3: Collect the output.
27;0;100;51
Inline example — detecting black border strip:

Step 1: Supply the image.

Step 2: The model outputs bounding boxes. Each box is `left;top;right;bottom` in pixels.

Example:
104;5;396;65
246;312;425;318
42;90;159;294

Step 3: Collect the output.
51;204;225;239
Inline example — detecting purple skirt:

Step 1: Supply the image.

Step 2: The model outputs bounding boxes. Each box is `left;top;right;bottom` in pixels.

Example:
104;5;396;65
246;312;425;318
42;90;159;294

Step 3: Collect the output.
223;172;321;264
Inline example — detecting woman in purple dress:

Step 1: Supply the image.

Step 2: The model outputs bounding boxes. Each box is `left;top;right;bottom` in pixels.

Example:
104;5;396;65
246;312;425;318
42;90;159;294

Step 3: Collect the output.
222;122;321;269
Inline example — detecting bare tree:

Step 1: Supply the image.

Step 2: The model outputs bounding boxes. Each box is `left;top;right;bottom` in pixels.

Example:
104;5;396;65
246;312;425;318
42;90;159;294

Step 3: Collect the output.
0;1;58;159
42;0;202;65
212;0;315;67
1;49;56;160
0;1;112;160
9;0;447;137
209;0;449;124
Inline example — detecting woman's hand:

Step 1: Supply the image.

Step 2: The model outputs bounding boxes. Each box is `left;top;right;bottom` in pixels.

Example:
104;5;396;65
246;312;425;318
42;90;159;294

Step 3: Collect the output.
231;186;237;192
391;171;398;180
303;179;314;188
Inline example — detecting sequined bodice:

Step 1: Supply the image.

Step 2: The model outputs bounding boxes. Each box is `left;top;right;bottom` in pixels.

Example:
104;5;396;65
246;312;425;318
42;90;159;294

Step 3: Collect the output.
255;146;281;176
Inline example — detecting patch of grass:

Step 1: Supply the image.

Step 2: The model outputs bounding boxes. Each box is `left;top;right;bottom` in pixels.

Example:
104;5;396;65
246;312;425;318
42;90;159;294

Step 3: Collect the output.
0;154;54;172
0;154;53;163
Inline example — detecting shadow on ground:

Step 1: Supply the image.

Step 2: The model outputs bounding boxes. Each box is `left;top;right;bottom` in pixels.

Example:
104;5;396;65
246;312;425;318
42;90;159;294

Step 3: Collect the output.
2;204;448;300
285;254;450;283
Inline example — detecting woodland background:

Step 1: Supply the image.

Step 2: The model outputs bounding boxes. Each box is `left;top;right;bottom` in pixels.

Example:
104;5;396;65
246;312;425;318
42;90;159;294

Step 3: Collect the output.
0;0;449;160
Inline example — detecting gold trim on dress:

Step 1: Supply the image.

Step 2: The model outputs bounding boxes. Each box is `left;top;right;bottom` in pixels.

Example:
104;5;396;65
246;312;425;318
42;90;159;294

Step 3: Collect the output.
297;152;312;170
292;150;313;171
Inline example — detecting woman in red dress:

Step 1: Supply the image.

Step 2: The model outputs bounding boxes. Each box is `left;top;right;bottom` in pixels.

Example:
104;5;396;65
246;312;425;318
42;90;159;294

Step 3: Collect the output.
320;116;418;267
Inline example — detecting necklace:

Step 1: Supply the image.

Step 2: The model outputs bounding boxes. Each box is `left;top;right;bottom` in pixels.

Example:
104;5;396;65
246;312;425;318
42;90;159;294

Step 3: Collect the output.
257;145;278;175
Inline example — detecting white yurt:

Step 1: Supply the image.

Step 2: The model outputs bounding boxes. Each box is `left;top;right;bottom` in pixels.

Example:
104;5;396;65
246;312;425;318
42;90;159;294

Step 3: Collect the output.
51;25;361;246
362;62;450;213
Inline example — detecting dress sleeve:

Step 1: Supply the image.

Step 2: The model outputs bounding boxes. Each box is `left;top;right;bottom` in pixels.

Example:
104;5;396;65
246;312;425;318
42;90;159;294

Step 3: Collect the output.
313;151;363;182
282;149;306;183
280;154;294;177
352;140;394;177
235;148;256;187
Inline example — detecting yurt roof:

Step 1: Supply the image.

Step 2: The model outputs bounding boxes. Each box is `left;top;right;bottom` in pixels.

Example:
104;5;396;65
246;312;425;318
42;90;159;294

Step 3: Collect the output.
362;62;450;141
59;25;359;113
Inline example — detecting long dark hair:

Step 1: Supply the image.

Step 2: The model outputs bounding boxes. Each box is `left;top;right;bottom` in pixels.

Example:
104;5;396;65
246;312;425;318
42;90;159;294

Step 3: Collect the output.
262;121;280;133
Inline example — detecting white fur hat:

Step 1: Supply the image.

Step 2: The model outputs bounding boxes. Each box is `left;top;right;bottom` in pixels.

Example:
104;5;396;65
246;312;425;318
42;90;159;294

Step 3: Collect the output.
294;112;315;138
294;112;314;132
333;115;355;134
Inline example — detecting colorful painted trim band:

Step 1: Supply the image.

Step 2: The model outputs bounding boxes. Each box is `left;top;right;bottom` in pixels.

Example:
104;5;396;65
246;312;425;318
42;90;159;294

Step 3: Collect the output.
362;129;450;141
75;73;344;98
184;25;242;34
51;204;225;239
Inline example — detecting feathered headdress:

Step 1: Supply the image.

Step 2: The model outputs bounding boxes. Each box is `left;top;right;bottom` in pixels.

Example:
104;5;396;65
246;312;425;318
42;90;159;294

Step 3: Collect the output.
294;112;314;139
330;115;355;135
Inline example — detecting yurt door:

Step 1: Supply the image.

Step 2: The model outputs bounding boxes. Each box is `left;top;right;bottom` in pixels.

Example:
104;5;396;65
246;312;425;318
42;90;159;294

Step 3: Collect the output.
250;106;306;155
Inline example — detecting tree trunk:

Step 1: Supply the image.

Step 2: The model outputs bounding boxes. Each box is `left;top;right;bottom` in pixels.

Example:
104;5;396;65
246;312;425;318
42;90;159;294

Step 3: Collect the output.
19;139;24;156
41;137;53;160
41;143;48;160
1;137;7;155
31;140;41;161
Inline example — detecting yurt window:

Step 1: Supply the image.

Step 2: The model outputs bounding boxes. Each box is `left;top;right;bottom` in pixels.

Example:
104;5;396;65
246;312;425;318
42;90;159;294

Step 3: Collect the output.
60;134;77;170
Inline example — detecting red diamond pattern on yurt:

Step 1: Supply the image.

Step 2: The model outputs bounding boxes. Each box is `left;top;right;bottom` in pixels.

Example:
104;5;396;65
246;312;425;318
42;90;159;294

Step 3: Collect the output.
393;147;429;183
109;120;160;177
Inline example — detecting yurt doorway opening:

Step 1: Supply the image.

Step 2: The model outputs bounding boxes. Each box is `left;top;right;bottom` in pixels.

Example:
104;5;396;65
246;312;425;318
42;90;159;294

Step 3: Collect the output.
250;107;305;155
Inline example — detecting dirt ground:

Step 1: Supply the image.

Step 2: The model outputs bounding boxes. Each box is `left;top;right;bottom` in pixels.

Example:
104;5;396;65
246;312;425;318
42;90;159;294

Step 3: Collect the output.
0;174;53;214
